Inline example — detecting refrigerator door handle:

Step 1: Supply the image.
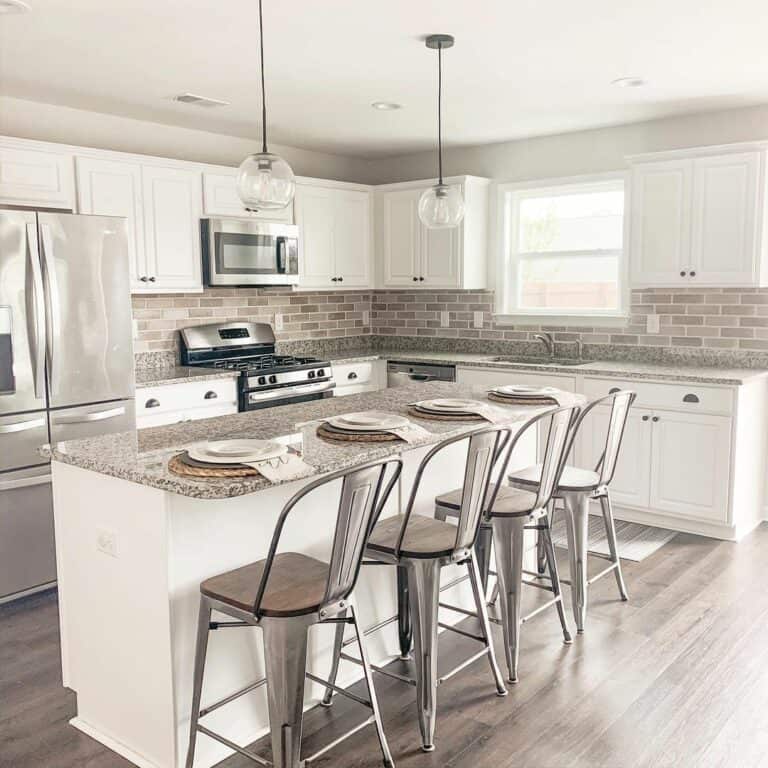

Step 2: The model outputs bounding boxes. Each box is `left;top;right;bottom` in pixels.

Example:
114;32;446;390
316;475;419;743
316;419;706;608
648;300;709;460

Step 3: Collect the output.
0;417;47;434
53;405;126;424
25;222;46;400
39;223;62;397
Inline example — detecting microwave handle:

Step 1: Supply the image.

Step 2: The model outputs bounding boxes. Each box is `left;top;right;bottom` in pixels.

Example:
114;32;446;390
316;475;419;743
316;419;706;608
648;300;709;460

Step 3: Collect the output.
276;237;287;273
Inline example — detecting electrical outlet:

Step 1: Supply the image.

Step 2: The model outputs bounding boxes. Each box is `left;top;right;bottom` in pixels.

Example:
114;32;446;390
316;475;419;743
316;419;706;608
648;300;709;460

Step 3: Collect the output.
96;528;118;558
646;314;660;333
363;310;370;326
440;311;449;328
473;311;484;329
274;313;284;331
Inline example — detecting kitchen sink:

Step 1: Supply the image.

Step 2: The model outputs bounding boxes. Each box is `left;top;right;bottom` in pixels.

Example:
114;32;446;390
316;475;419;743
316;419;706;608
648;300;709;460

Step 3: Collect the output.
486;356;589;367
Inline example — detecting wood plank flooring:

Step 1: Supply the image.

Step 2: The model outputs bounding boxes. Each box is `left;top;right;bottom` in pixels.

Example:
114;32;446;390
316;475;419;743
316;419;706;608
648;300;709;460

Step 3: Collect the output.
2;526;767;768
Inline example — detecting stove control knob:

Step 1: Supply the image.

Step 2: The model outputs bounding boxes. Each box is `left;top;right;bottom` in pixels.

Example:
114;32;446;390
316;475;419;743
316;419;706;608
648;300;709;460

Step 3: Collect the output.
258;376;266;386
308;370;316;379
268;375;278;384
317;368;325;378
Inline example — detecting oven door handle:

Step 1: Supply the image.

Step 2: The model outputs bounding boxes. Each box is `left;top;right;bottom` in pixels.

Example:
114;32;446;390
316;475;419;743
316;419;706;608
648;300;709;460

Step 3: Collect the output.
248;380;336;403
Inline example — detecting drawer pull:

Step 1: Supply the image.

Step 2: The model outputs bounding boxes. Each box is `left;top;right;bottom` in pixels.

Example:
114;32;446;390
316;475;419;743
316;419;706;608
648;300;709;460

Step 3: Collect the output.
682;393;700;403
347;372;358;380
204;390;218;400
641;415;650;422
145;398;161;409
652;416;660;422
609;387;620;394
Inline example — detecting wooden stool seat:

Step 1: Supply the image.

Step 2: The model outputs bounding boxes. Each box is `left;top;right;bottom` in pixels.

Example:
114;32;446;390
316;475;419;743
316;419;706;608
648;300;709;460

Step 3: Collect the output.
367;514;460;559
509;464;600;493
435;484;539;517
201;552;329;617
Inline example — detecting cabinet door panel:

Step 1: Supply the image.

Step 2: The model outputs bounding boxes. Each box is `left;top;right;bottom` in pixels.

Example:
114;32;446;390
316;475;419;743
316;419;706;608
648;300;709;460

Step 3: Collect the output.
576;406;651;508
649;411;731;522
333;189;371;287
382;189;420;286
421;224;460;287
202;170;293;222
0;146;74;208
141;165;203;292
630;160;692;285
295;185;335;288
76;157;146;290
691;152;759;284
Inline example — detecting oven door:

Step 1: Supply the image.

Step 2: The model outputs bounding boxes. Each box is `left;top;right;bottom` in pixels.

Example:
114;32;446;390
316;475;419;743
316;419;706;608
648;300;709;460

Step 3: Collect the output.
202;219;299;286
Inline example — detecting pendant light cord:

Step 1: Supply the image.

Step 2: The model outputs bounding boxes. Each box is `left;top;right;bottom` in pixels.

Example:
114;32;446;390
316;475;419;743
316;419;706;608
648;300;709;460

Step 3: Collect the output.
437;42;443;185
259;0;268;153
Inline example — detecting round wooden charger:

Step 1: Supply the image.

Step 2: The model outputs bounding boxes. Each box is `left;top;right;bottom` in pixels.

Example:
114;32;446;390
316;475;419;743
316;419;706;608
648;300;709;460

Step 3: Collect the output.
406;406;484;422
168;453;259;478
316;423;401;443
487;393;558;406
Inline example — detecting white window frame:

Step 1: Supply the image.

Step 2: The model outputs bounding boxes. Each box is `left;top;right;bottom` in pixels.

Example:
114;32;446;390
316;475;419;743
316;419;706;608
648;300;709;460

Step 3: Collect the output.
494;171;630;326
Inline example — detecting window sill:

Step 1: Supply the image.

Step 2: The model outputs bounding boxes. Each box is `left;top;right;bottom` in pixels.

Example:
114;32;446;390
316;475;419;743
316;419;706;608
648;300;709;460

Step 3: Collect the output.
493;312;629;328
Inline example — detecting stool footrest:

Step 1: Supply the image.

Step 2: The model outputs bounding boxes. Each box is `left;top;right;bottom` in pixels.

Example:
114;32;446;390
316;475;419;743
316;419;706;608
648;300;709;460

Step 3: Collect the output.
438;647;490;684
199;677;267;717
437;621;485;643
305;672;372;709
438;601;476;618
340;652;417;686
304;716;376;765
196;724;272;767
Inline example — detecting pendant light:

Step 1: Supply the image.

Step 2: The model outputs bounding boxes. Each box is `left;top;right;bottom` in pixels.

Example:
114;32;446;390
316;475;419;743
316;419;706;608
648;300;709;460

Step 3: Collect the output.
418;34;464;229
237;0;295;211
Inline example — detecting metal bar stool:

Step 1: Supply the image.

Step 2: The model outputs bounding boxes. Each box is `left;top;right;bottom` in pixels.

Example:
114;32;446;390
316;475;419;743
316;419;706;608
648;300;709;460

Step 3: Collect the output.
508;390;636;633
323;427;511;753
184;457;403;768
434;404;580;684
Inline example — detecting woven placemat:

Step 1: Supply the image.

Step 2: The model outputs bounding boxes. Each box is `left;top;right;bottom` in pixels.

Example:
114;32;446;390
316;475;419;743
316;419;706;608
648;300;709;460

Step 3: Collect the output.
316;423;401;443
168;453;260;478
487;393;559;406
406;406;485;422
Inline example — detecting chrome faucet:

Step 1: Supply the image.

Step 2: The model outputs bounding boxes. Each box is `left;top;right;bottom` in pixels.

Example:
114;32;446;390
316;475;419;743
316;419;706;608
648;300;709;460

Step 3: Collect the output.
534;332;556;359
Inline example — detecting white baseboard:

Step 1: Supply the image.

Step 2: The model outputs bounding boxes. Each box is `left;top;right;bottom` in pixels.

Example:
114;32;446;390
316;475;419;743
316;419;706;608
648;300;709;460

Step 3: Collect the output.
70;717;164;768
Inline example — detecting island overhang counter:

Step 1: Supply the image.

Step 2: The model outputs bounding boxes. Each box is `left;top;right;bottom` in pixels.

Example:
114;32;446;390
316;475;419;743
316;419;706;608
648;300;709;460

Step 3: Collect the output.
48;382;545;768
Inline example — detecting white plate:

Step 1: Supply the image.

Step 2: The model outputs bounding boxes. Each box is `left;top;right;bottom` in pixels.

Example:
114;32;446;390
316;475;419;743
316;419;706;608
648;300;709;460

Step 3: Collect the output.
327;411;410;432
205;439;281;457
493;385;559;397
188;442;287;464
418;398;483;412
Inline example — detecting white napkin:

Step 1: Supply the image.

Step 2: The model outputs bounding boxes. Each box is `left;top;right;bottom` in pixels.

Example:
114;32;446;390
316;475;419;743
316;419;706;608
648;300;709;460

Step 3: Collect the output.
386;422;432;444
243;453;315;482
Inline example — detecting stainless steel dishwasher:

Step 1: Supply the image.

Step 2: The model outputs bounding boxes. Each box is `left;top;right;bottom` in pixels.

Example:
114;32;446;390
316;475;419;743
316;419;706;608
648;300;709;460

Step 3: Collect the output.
386;360;456;387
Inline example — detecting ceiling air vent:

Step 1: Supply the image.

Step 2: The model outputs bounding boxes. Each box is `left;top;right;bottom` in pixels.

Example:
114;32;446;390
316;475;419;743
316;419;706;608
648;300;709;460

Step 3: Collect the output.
172;93;230;108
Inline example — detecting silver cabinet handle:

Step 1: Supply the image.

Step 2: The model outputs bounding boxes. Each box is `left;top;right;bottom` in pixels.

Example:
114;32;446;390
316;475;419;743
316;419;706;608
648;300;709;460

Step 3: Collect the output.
204;390;218;399
145;398;161;408
609;387;620;394
148;276;156;282
25;222;46;399
347;372;358;380
140;276;149;282
39;224;62;397
683;393;700;403
54;406;126;424
0;417;46;434
641;415;650;422
652;416;660;422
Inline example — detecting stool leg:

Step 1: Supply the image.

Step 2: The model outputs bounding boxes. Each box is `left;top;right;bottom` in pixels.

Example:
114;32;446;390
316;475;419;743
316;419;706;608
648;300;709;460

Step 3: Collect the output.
185;595;212;768
406;558;441;752
599;492;629;601
540;514;572;645
262;616;310;768
397;566;412;660
321;609;346;707
350;604;395;768
536;524;547;576
491;516;525;683
467;553;507;697
562;491;590;633
474;523;493;592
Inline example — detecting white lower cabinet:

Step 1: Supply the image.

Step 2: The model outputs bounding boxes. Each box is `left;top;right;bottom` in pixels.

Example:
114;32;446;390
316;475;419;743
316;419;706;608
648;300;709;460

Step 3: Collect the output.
332;360;386;396
136;379;238;428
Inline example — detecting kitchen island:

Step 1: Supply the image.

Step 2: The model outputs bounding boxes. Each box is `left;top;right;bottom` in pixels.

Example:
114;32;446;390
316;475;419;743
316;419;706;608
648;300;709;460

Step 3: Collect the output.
49;382;545;768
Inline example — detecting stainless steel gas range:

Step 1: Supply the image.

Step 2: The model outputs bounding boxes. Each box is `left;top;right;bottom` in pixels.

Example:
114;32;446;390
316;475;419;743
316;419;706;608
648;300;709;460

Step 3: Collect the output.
179;322;335;411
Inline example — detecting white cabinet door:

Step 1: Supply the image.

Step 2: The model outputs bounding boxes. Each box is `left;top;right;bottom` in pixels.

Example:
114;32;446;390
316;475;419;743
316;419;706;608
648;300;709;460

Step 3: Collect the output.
649;410;731;522
421;223;460;287
0;146;74;208
690;152;760;284
577;406;652;509
382;188;421;286
202;170;293;222
333;189;371;288
76;156;146;290
141;165;203;292
630;160;692;285
295;185;336;288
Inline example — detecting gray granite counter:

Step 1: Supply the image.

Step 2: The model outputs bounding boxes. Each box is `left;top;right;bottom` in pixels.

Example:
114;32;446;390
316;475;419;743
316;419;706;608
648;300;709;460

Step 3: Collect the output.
135;366;240;388
48;382;552;500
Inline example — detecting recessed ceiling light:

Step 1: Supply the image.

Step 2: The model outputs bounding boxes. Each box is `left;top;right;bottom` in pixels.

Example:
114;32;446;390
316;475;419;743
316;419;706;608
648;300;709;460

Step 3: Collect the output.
0;0;31;13
371;102;403;111
611;76;646;88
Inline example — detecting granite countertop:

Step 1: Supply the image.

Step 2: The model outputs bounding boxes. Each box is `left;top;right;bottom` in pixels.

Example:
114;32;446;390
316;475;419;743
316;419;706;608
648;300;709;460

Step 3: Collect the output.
135;366;240;388
48;382;559;500
326;349;768;386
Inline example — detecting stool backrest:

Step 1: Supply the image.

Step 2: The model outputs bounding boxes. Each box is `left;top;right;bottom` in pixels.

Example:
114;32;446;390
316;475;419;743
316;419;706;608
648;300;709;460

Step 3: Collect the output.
252;457;402;617
396;427;511;559
488;403;581;514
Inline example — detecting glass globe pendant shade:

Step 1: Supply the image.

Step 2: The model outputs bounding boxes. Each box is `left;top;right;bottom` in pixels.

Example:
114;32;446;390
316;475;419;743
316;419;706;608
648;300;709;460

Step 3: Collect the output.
236;152;296;211
418;183;464;229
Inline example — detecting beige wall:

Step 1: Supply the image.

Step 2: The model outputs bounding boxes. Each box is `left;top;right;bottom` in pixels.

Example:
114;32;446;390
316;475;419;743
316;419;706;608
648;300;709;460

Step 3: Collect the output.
0;96;374;182
366;103;768;184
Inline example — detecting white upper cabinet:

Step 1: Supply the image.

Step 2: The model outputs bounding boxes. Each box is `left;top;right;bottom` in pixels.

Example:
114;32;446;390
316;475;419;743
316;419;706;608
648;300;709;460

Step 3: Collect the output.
0;143;75;209
375;176;490;289
202;167;293;223
294;180;372;289
629;144;767;286
141;164;203;292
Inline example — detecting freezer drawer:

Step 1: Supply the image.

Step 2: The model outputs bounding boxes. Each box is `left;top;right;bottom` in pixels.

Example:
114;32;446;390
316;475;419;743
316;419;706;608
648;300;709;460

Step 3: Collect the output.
49;399;135;444
0;469;56;601
0;411;49;473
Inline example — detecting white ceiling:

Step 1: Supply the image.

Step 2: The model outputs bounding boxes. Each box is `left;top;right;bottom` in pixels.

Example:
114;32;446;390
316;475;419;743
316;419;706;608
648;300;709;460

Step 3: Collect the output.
2;0;768;158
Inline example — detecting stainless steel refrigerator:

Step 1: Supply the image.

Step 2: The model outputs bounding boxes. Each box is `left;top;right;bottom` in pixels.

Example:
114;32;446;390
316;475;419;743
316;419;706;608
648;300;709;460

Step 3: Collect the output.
0;209;136;602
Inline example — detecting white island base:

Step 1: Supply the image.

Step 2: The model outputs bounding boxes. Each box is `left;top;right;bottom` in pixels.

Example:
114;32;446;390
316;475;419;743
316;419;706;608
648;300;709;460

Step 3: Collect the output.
51;440;488;768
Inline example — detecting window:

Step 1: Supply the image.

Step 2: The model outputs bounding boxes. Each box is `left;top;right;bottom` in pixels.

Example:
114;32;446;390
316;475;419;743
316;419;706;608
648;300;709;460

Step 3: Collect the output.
497;174;628;320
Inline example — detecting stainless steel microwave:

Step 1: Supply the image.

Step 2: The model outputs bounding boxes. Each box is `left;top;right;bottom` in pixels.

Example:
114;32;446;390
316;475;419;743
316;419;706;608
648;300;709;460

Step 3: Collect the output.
201;218;299;286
